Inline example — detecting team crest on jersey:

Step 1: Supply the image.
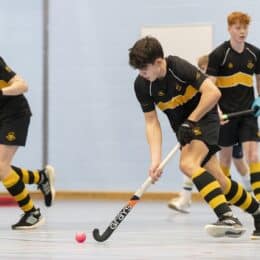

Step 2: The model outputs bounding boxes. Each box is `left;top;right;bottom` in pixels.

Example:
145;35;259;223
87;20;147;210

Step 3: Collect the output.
176;84;182;91
5;66;12;72
228;62;234;69
247;61;254;69
6;132;16;142
158;91;165;97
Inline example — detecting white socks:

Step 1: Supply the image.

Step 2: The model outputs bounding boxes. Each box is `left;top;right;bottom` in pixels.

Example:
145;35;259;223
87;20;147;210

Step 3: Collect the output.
181;175;193;200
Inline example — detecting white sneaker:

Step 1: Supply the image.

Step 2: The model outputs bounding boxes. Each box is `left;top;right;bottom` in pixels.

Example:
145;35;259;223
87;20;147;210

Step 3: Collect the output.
205;216;246;238
168;195;191;214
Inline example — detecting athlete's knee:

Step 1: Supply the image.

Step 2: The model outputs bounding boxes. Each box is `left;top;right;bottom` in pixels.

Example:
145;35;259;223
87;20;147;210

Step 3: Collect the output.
246;148;259;163
179;158;200;176
219;154;232;166
0;161;7;171
233;159;248;175
0;161;10;179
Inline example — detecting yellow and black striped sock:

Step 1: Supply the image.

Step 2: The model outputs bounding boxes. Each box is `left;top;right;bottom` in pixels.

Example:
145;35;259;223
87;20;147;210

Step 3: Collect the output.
220;165;231;179
249;162;260;201
11;165;42;184
2;169;35;213
224;178;259;214
192;167;231;218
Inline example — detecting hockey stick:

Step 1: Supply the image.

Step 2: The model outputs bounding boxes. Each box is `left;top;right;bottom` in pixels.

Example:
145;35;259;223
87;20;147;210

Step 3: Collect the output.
221;109;255;120
221;98;260;120
92;143;180;242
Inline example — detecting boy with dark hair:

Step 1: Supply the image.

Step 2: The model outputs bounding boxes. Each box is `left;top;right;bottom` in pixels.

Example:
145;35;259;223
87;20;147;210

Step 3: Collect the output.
129;36;260;238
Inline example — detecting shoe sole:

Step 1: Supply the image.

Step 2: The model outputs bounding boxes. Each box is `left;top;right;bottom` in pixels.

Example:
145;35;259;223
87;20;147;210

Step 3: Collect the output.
251;235;260;240
45;165;56;206
205;224;246;238
168;203;190;214
12;217;45;230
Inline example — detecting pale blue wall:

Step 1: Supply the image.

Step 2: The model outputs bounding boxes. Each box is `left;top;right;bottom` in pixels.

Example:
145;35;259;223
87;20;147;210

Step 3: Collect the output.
1;0;260;191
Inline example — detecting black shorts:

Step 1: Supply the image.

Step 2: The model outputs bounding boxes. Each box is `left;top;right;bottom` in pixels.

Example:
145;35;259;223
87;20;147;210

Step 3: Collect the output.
0;116;31;146
232;143;243;159
176;111;221;165
219;115;260;147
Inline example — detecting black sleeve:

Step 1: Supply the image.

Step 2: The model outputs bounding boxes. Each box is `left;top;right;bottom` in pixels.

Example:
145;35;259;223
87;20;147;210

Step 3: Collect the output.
255;49;260;74
0;57;16;82
134;77;155;113
172;56;207;90
206;48;223;77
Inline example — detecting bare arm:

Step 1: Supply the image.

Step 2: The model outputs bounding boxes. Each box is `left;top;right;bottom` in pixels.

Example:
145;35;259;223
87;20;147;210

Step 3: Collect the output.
207;75;228;123
144;110;162;164
256;74;260;96
1;75;28;96
188;78;221;122
208;75;217;84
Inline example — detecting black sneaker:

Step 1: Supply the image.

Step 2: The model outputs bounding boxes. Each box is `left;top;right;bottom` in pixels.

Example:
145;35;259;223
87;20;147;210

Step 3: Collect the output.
38;165;55;207
12;208;45;230
205;215;246;238
251;213;260;240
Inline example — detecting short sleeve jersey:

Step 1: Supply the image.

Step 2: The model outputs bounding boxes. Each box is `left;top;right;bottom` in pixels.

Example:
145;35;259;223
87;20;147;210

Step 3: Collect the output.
207;41;260;113
0;57;31;119
134;56;208;132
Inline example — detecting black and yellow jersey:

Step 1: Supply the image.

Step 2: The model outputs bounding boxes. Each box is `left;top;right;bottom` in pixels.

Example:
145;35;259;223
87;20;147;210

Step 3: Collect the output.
207;41;260;113
134;55;215;132
0;57;31;119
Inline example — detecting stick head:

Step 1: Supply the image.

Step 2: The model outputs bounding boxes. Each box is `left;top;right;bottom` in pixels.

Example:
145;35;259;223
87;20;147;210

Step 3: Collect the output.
93;228;108;242
92;228;101;241
92;227;113;242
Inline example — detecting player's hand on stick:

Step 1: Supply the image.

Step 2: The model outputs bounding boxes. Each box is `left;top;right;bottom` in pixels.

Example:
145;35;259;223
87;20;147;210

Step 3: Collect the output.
92;144;179;242
149;162;162;183
218;107;229;124
222;97;260;121
252;97;260;117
